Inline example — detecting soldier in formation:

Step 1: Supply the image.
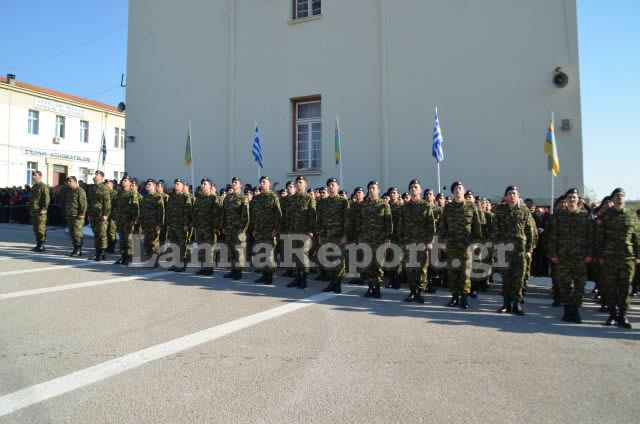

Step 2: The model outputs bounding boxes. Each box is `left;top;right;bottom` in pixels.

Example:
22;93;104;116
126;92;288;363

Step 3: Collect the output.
285;176;316;289
139;178;165;264
222;177;250;280
113;176;139;265
29;170;49;252
249;176;281;284
64;176;87;257
87;171;111;261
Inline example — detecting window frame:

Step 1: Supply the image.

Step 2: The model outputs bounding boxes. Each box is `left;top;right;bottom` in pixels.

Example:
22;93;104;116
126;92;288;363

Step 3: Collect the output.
293;0;321;20
55;115;65;139
114;127;120;148
26;161;38;186
28;110;39;135
80;120;89;143
292;96;322;172
120;128;126;148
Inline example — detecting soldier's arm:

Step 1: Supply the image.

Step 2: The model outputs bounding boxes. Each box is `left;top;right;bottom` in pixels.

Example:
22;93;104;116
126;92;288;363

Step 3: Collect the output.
158;198;165;228
384;203;393;239
79;190;88;216
43;185;50;210
547;215;558;258
342;200;350;238
103;187;111;217
273;196;282;232
633;215;639;259
472;207;482;241
426;207;436;245
240;198;250;233
438;208;448;243
308;196;317;234
525;213;536;253
131;194;140;221
593;216;604;259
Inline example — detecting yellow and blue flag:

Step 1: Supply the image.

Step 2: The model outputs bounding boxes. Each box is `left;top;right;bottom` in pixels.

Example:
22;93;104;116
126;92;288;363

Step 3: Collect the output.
544;118;559;176
185;125;192;166
335;115;341;165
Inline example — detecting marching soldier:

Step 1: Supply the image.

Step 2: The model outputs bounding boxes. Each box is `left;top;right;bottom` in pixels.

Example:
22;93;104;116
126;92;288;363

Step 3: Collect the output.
594;188;639;329
29;170;49;252
166;179;192;272
114;176;140;265
318;178;349;293
139;179;165;263
387;187;403;289
285;176;316;289
490;185;537;316
400;179;436;303
222;177;250;280
193;178;222;276
249;176;281;284
548;188;592;323
357;181;393;298
64;176;87;257
439;181;482;309
105;180;118;253
87;171;111;261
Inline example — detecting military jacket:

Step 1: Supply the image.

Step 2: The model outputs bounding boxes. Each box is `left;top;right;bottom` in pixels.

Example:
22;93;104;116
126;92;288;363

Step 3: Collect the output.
114;189;140;224
319;195;349;240
439;200;482;248
140;192;165;229
357;198;392;243
389;201;403;242
88;183;111;219
594;207;639;261
222;192;250;233
193;193;222;231
29;182;50;213
548;208;592;260
65;187;87;217
250;191;282;240
489;203;537;253
167;192;193;228
399;199;436;245
286;192;316;234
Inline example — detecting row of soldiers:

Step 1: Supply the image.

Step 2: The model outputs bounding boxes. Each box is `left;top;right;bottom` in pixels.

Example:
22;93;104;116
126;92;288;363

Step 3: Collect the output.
28;170;639;329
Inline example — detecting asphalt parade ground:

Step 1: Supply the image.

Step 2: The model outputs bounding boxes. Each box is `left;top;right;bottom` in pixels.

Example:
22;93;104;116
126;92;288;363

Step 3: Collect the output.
0;224;638;423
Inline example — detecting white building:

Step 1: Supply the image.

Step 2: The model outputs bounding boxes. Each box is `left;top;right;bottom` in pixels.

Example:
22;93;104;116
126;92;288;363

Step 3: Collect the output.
125;0;582;200
0;74;126;188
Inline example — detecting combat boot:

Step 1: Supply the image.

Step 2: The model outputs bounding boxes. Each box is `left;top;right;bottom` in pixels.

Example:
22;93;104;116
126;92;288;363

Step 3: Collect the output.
287;274;300;287
497;297;511;313
223;271;235;278
562;305;570;322
460;294;470;309
106;241;116;254
122;254;131;266
551;286;561;307
254;272;267;283
631;283;638;297
572;306;582;324
321;278;336;292
298;273;307;289
264;271;273;285
511;300;525;316
617;308;632;329
414;290;425;304
232;269;242;280
174;262;186;272
405;288;417;302
196;267;208;276
364;282;374;298
605;305;617;326
373;284;381;298
70;245;80;257
31;242;40;252
94;248;104;262
334;278;342;294
446;293;459;307
115;254;124;264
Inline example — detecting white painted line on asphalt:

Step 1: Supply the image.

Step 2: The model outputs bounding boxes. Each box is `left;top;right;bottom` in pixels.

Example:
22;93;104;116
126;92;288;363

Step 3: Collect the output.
0;287;351;417
0;271;173;300
0;260;115;277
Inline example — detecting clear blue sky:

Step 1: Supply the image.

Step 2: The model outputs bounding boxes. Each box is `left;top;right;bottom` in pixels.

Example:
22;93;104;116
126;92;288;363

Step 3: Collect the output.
1;0;637;200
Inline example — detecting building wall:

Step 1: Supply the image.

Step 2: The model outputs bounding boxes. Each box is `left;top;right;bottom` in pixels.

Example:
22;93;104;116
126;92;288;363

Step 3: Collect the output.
125;0;582;201
0;83;125;188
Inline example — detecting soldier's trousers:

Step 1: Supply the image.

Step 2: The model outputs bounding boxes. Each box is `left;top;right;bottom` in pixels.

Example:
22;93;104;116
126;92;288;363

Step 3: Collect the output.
225;231;246;272
321;238;345;280
159;224;168;250
362;241;385;285
556;259;587;307
31;212;47;242
502;250;527;302
446;246;471;295
404;247;429;292
117;222;134;256
168;227;188;263
66;215;83;246
142;226;161;257
603;258;635;311
290;235;312;275
195;228;217;265
91;218;108;249
387;238;402;281
253;237;277;273
107;219;117;246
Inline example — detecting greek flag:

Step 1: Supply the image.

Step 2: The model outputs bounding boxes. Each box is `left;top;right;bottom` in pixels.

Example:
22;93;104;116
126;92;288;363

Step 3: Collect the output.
432;108;444;162
252;122;263;168
100;131;107;166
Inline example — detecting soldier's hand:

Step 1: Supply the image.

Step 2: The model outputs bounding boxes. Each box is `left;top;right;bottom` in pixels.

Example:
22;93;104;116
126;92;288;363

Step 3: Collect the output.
550;256;560;264
525;251;532;260
384;239;390;245
596;258;604;265
636;258;640;264
184;225;189;232
585;256;592;264
426;243;433;251
339;235;347;245
78;215;84;220
272;229;278;238
40;209;47;215
100;216;107;222
307;232;313;239
156;226;160;231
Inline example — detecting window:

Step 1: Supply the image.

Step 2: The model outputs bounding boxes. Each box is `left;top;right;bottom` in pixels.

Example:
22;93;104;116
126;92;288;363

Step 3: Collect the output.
113;171;119;180
295;0;321;19
120;129;126;147
293;99;322;171
79;167;90;184
80;120;89;143
55;115;65;138
114;127;120;148
28;110;39;135
26;162;38;186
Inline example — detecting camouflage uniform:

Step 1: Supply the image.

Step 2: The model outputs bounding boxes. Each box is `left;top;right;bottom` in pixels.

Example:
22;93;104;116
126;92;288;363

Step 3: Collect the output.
399;199;436;295
106;187;117;252
357;198;392;295
278;194;292;269
432;205;448;288
318;194;349;290
388;200;403;288
29;181;50;245
114;188;140;260
490;203;537;305
65;186;87;249
140;192;165;258
167;191;193;267
158;192;169;248
548;208;592;319
347;200;364;283
594;207;639;324
439;200;482;302
249;191;281;282
285;192;316;285
88;183;111;254
193;193;222;271
222;192;250;278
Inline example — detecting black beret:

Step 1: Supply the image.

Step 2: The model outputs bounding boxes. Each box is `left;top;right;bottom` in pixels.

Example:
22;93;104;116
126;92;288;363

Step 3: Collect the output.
231;176;242;184
174;178;184;184
326;177;338;185
387;187;398;193
66;176;77;182
402;192;410;197
219;188;227;194
145;178;156;185
465;190;474;196
201;178;212;184
259;175;270;182
565;188;579;196
504;185;518;196
451;181;463;193
286;180;294;187
338;190;346;195
307;188;314;193
296;176;306;182
94;170;104;177
131;178;138;184
408;179;420;189
610;187;625;197
319;186;327;192
244;188;252;194
158;179;165;184
367;180;379;189
435;193;444;199
120;176;131;183
354;187;364;193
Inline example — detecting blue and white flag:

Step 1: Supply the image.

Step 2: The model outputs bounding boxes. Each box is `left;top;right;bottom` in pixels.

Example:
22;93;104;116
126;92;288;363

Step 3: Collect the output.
432;108;444;162
252;122;263;168
100;131;107;166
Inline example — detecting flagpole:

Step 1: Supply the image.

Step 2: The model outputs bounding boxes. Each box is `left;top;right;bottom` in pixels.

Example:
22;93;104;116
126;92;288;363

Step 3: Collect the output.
337;114;343;188
550;112;555;214
437;162;441;194
189;121;195;187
